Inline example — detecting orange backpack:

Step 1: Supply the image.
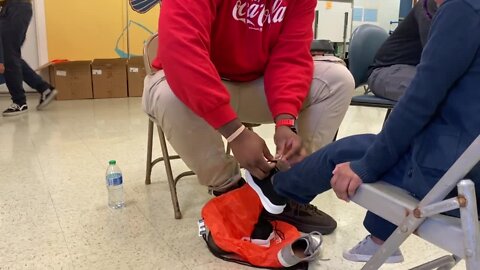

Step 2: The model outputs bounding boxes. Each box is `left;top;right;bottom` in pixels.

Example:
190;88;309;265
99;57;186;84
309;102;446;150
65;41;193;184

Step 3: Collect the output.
200;185;308;269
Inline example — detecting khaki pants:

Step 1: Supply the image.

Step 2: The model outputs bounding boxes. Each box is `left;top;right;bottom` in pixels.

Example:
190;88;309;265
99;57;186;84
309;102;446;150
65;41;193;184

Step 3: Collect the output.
142;57;355;192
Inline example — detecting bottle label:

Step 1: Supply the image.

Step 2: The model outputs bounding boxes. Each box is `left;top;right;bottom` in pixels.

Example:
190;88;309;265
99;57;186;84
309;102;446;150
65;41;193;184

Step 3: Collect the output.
107;173;123;186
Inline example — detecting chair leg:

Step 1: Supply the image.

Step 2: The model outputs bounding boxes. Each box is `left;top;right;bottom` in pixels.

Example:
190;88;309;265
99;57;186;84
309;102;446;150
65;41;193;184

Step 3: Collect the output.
409;255;458;270
156;125;182;219
332;129;339;142
226;144;231;155
458;180;480;270
145;119;154;185
383;108;392;126
362;215;422;270
363;85;371;94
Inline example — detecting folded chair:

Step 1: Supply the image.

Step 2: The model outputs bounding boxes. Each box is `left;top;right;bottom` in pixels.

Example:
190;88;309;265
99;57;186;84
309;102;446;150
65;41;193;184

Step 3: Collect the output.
143;33;259;219
351;135;480;270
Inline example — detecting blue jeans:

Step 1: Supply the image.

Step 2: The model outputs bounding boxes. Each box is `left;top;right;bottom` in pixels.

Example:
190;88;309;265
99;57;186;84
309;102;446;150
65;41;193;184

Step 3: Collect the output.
1;2;50;105
273;134;409;241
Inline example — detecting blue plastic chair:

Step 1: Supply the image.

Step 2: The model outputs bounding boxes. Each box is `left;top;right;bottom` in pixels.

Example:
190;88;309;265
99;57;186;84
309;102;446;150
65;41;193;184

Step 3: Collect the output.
349;24;396;123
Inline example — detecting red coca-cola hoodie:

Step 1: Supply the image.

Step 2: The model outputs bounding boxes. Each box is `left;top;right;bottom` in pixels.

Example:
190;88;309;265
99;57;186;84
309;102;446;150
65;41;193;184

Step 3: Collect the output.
153;0;317;129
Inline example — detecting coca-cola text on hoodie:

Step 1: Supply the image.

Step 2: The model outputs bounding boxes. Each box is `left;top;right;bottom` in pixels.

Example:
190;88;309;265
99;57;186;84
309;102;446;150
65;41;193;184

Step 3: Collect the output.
154;0;317;128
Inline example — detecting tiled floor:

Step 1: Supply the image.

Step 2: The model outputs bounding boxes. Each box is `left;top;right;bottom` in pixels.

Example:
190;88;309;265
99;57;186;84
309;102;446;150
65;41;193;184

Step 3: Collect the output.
0;95;465;269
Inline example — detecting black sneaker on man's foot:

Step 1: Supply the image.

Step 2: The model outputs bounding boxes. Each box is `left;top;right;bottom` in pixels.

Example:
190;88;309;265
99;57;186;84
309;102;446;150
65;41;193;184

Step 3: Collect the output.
37;88;58;110
244;170;287;214
2;103;28;116
262;201;337;235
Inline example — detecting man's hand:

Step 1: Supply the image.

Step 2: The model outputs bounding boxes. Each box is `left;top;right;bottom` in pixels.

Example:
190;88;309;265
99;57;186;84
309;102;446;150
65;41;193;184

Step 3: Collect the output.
229;128;275;179
330;162;363;202
274;126;306;166
0;63;4;74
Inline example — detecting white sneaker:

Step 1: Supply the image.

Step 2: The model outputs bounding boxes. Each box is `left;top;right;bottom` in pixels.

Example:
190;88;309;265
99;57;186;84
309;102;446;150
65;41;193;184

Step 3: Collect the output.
343;235;404;264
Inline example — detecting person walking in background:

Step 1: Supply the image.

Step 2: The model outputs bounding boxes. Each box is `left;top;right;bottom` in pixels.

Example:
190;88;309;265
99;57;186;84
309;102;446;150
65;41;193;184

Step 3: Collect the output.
0;0;57;117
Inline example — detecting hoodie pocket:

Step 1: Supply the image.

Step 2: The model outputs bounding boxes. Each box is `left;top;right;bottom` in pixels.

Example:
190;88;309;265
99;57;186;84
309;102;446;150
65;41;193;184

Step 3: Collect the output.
415;123;461;172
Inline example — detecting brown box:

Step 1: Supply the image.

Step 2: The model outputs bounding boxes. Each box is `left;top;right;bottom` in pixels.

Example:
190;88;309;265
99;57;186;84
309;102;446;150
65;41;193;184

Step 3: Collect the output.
91;58;128;99
127;57;147;97
52;61;93;100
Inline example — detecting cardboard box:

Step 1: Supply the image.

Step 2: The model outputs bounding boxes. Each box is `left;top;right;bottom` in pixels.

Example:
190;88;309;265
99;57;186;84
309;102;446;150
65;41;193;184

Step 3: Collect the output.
37;60;69;87
127;57;147;97
52;61;93;100
91;58;128;99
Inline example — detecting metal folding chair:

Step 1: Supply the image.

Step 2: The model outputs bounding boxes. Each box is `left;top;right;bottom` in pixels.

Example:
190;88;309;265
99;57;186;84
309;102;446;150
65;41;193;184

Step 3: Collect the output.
351;135;480;270
143;33;194;219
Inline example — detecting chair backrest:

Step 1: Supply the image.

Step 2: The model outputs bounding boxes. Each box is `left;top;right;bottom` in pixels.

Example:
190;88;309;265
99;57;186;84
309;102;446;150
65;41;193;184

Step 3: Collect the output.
143;33;159;75
349;24;389;88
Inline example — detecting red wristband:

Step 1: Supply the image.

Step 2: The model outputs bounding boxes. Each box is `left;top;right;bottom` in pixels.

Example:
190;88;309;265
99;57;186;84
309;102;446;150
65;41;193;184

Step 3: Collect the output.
275;119;295;128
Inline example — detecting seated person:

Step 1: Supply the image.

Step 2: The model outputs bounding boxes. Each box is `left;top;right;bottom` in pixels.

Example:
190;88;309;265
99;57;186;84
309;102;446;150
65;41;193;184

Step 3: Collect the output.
368;0;438;101
142;0;355;234
245;0;480;263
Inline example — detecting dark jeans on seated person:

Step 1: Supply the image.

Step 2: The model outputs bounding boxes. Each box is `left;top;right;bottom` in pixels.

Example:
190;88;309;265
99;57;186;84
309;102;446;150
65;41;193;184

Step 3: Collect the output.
272;134;415;241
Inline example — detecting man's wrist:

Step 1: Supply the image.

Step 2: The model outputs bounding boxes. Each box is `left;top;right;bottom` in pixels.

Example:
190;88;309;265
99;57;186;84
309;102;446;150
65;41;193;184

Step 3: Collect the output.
275;114;297;133
218;118;243;139
274;114;296;122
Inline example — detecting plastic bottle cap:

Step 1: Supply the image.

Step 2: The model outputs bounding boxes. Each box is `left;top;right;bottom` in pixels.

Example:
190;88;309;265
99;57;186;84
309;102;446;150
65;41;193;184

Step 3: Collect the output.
109;160;116;165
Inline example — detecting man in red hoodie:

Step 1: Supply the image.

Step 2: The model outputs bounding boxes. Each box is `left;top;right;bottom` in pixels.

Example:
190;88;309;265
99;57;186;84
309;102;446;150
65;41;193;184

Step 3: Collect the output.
142;0;354;233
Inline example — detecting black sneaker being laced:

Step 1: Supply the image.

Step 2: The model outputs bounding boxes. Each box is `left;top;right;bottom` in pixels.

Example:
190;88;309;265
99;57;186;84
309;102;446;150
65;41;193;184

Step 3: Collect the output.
244;169;287;215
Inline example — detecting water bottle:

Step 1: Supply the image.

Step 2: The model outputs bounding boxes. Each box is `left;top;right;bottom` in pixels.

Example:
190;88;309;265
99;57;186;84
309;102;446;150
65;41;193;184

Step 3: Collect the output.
105;160;125;209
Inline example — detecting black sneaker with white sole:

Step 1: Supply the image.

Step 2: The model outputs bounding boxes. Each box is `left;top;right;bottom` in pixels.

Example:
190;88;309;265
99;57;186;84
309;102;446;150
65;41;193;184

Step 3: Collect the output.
244;169;287;215
2;103;28;116
248;217;275;247
37;88;58;110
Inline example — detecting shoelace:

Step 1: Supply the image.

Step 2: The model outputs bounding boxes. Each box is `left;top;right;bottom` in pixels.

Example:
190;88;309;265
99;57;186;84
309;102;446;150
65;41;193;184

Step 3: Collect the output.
353;236;371;250
292;202;323;215
7;103;20;110
271;221;285;241
304;231;323;256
